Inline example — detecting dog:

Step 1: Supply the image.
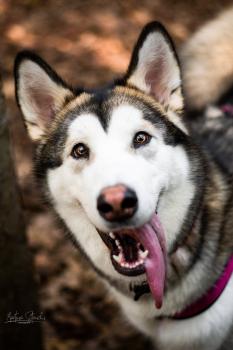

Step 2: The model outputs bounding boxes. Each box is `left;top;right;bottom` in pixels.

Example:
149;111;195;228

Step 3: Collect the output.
14;10;233;350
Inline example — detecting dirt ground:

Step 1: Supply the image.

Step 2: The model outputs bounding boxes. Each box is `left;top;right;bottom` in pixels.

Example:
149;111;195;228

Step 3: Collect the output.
1;0;233;349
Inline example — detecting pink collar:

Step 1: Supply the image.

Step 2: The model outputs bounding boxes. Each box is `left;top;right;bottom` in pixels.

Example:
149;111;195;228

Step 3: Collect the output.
173;255;233;319
221;104;233;116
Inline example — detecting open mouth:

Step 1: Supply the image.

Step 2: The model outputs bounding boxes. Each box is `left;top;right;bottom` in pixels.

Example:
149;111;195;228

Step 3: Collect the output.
98;213;167;308
99;230;148;277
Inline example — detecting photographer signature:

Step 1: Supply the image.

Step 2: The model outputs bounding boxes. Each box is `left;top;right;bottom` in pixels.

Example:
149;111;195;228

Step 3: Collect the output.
5;311;45;324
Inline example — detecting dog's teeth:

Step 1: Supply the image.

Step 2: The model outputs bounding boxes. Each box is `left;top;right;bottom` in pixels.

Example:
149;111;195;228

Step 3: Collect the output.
113;255;120;263
113;245;147;268
139;250;148;259
109;232;115;239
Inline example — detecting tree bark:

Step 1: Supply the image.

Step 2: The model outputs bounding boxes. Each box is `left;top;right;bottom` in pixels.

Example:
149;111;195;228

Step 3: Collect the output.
0;76;43;349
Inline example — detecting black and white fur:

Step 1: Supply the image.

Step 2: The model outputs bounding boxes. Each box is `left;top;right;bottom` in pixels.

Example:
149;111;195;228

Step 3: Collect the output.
14;21;233;350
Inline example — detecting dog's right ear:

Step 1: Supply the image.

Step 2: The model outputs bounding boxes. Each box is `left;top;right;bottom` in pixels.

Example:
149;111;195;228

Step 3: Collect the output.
14;51;74;141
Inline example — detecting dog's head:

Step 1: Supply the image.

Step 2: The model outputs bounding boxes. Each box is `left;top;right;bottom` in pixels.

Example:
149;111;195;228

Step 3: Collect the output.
14;22;201;308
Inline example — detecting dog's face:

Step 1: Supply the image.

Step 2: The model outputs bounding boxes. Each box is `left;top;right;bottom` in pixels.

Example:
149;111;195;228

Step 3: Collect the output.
15;22;197;307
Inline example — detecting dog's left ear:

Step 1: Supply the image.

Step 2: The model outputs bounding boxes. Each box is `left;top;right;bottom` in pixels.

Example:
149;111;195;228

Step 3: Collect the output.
125;22;183;111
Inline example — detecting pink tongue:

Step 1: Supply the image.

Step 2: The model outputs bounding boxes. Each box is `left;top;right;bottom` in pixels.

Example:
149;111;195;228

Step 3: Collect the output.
133;214;166;308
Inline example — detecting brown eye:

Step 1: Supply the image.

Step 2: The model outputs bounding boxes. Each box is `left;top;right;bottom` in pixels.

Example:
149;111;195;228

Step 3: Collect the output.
133;132;151;148
71;143;89;159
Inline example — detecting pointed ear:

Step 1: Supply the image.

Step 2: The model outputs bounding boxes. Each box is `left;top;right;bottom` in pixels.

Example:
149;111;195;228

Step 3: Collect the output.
14;51;74;141
125;22;183;112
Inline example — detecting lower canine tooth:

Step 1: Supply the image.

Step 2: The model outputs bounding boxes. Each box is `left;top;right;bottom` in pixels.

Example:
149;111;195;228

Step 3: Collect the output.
113;255;120;263
140;250;148;259
109;232;115;239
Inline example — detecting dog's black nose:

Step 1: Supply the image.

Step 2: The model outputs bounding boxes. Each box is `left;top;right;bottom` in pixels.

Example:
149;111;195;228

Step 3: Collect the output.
97;184;138;222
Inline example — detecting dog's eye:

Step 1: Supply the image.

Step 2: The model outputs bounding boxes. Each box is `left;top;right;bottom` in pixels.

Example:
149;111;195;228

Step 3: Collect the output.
71;143;89;159
133;132;151;148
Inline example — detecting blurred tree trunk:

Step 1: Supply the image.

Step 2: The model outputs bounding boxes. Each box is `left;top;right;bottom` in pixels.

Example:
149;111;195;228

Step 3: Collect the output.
0;76;43;349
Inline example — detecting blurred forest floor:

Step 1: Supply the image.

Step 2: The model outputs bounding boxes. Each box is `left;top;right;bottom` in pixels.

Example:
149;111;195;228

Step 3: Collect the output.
0;1;233;349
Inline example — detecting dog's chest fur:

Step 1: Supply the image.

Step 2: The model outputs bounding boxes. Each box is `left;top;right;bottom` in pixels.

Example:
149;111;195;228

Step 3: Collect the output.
111;274;233;350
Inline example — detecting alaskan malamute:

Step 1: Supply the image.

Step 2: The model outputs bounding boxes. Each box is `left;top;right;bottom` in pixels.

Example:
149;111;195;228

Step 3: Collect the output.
14;9;233;349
